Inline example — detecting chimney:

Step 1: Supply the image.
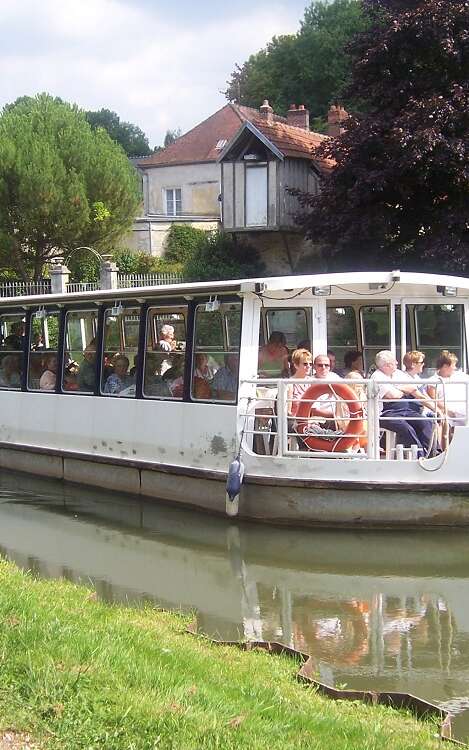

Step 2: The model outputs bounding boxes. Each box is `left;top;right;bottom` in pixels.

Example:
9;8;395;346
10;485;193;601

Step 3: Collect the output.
259;99;274;124
287;103;310;131
327;104;348;137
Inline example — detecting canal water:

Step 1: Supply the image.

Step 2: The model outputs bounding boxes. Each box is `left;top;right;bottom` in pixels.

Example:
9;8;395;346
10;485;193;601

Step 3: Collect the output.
1;470;469;742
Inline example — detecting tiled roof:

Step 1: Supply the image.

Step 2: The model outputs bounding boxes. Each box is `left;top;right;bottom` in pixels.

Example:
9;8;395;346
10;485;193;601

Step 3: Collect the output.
135;103;329;168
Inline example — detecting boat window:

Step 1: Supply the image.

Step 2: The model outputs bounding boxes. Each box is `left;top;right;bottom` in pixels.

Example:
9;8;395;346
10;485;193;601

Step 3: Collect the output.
191;302;242;402
326;307;357;371
0;314;25;390
62;310;98;393
28;310;60;391
360;306;390;372
415;304;464;372
265;309;308;351
143;307;187;400
101;307;140;397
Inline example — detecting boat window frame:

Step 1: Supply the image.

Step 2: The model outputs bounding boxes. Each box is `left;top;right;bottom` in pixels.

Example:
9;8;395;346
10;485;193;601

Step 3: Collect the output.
190;297;243;405
61;307;100;396
142;303;189;402
26;305;63;394
261;306;310;352
99;302;143;399
0;308;27;392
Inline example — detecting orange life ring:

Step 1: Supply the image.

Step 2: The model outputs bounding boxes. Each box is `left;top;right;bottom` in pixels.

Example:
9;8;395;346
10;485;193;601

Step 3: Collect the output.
295;382;364;453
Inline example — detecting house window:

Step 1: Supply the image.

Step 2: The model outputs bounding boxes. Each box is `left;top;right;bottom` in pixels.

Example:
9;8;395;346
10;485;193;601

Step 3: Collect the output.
165;188;182;216
245;164;267;226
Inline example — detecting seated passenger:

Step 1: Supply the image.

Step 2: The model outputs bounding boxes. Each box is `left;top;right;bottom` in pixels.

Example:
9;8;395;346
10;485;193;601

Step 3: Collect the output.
162;353;185;398
158;324;175;352
194;353;214;382
427;350;469;427
258;332;289;378
103;354;135;395
0;354;21;388
39;354;57;391
212;353;239;401
371;350;437;455
287;349;313;417
78;340;97;392
311;354;344;428
144;354;172;398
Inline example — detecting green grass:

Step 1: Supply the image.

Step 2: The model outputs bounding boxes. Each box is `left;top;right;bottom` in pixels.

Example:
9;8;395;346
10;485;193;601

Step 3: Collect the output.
0;559;442;749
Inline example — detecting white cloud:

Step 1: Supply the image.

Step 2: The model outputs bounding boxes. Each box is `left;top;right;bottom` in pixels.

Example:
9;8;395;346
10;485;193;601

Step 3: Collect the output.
0;0;304;147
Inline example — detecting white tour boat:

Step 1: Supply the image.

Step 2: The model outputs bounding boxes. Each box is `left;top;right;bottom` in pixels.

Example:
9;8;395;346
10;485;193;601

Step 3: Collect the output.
1;270;469;527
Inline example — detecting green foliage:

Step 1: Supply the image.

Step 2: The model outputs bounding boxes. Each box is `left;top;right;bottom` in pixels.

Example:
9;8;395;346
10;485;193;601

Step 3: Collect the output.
112;248;183;275
163;128;182;148
295;0;469;271
0;93;141;280
164;223;206;264
225;0;368;120
183;231;263;282
85;108;152;156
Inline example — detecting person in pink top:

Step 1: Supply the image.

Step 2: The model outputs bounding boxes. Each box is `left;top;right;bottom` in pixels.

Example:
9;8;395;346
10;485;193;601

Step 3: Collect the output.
287;349;313;417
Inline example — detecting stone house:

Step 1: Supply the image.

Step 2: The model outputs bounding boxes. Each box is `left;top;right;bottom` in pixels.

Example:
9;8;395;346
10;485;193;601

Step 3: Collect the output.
130;101;346;272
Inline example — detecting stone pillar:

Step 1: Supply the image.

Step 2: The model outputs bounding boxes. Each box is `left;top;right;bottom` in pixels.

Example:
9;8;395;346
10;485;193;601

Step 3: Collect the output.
100;255;119;290
50;259;70;294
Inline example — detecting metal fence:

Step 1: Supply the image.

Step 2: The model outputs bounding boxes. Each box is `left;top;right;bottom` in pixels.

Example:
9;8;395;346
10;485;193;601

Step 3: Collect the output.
0;273;185;298
0;280;52;298
117;273;184;288
66;281;100;293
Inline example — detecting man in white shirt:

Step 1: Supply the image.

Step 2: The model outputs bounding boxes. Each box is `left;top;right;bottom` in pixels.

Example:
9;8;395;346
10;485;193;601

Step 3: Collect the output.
371;350;435;454
311;354;343;423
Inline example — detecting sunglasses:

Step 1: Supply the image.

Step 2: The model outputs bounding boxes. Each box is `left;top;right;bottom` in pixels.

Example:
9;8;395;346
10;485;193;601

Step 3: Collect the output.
316;363;330;368
300;361;312;366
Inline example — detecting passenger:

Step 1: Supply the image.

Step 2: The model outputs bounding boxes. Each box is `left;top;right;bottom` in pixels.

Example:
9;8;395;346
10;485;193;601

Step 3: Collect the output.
31;333;45;350
144;353;172;398
311;354;344;427
193;353;214;399
258;332;289;378
212;353;239;401
158;324;175;352
103;354;134;395
162;353;185;398
327;349;338;374
78;340;97;392
194;353;215;382
63;362;79;391
343;350;366;401
39;354;57;391
0;354;21;388
371;350;437;455
402;350;426;381
427;350;469;427
343;350;364;377
287;349;313;417
3;334;22;350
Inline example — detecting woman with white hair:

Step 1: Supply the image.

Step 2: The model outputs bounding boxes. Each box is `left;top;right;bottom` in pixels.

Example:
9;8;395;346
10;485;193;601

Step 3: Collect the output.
158;324;175;352
371;350;437;455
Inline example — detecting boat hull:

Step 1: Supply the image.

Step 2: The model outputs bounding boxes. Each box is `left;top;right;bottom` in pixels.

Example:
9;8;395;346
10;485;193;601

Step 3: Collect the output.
2;442;469;528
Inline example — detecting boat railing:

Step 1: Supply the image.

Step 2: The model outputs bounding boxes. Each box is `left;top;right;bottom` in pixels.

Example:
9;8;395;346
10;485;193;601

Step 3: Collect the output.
240;377;469;461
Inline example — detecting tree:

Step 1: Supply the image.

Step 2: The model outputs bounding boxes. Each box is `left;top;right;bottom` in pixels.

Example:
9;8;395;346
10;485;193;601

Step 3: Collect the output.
85;108;152;156
0;94;141;280
294;0;469;272
163;128;182;148
225;1;367;124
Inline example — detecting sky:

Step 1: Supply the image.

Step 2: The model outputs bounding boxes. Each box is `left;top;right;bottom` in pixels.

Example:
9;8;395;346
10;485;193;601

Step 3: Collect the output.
0;0;309;148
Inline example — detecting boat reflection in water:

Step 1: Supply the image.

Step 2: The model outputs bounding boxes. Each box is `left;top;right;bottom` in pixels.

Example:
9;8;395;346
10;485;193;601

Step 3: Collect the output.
1;470;469;740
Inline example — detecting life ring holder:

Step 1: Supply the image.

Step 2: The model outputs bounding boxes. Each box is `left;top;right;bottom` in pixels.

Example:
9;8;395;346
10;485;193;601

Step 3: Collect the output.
295;382;364;453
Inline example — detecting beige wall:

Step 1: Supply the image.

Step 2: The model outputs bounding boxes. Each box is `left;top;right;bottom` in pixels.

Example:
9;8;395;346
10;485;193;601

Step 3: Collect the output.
146;162;221;217
126;218;220;257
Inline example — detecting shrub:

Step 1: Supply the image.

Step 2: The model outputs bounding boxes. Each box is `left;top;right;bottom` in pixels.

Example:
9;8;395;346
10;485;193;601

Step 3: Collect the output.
164;224;206;264
183;231;263;281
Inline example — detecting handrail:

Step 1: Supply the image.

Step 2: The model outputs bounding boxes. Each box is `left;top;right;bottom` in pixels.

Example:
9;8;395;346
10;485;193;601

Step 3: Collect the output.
240;376;469;461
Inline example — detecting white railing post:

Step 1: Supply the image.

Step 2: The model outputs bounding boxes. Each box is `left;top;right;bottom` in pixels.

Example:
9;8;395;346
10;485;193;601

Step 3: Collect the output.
100;255;119;290
366;380;380;460
276;380;287;457
50;260;70;294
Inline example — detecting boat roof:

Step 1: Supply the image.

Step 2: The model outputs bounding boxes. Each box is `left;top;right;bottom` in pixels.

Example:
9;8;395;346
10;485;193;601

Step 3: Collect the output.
1;270;469;308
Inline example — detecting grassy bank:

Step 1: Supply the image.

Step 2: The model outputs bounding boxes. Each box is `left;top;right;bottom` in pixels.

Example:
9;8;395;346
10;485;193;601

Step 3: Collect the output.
0;559;441;749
